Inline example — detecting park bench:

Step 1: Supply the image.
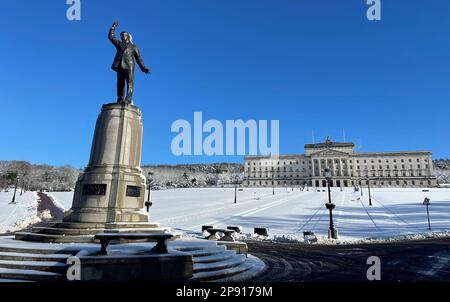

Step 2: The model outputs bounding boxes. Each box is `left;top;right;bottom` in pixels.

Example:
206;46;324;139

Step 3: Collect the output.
303;231;318;244
254;227;269;237
204;228;236;241
94;233;173;255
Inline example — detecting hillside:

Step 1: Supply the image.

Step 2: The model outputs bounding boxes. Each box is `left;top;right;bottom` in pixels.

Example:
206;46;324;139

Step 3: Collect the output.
1;159;449;192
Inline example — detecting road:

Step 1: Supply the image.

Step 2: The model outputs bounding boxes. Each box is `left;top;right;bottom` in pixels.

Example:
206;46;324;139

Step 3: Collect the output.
248;238;450;282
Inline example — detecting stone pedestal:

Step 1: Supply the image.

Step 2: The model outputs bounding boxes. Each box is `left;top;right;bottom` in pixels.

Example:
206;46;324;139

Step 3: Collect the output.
64;103;149;224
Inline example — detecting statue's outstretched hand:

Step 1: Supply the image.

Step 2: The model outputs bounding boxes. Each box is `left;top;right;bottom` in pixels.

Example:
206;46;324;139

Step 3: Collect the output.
112;21;119;28
143;67;151;75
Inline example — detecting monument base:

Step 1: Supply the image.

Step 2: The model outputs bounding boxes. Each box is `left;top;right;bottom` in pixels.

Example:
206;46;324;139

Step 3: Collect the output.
15;221;173;243
64;103;150;225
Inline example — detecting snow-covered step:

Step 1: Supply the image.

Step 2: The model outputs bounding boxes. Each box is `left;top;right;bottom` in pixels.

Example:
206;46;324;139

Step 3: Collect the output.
0;243;76;255
194;254;246;273
32;226;170;236
213;255;267;282
0;278;32;282
191;262;251;281
193;250;236;264
0;252;71;263
178;246;228;257
14;232;94;243
0;268;62;282
0;260;67;274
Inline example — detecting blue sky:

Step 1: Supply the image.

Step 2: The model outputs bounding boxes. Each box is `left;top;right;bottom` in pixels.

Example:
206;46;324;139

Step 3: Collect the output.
1;0;449;168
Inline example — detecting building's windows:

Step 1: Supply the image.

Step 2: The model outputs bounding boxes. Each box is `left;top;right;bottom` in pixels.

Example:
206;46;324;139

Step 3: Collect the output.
379;165;382;169
364;160;367;163
401;159;404;163
387;165;390;169
417;165;421;169
417;159;420;162
372;165;375;170
409;159;412;162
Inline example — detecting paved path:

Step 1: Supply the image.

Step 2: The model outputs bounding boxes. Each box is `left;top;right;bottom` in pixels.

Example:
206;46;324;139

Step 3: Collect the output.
248;238;450;282
37;192;64;222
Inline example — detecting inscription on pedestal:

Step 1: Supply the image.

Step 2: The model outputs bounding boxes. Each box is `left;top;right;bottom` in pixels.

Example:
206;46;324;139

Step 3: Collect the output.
82;184;107;196
126;186;141;197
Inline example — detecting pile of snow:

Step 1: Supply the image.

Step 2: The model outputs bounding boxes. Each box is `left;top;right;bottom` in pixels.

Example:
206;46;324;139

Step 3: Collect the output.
0;191;41;233
46;192;73;210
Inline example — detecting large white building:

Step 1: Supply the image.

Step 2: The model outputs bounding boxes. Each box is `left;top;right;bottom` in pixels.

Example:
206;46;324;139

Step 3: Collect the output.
244;139;437;188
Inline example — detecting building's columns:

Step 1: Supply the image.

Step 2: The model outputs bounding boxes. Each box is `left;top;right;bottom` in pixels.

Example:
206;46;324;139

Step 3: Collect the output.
318;159;322;177
312;159;316;177
346;159;351;177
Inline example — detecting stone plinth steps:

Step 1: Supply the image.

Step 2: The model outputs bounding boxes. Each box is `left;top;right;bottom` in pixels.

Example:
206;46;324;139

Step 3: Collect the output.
0;236;265;282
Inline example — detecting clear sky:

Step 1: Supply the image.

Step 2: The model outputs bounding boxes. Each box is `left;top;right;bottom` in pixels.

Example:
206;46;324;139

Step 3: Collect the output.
1;0;449;168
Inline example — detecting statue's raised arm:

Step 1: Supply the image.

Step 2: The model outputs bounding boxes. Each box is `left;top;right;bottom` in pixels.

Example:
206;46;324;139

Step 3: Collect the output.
108;21;151;105
108;21;120;47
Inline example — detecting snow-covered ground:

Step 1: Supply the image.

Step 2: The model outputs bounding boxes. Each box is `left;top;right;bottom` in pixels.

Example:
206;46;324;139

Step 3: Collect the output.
0;191;40;233
46;187;450;242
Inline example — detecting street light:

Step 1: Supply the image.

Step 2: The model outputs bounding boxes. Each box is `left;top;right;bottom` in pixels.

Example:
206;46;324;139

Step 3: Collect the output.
423;197;431;230
20;174;26;196
272;173;275;195
324;168;338;239
359;179;363;197
234;176;238;204
145;172;154;212
11;176;19;204
367;178;372;206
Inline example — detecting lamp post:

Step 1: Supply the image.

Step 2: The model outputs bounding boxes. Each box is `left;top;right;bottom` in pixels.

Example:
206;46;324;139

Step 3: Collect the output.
272;173;275;195
145;172;153;212
359;179;363;197
367;178;372;206
423;197;431;230
324;168;338;239
11;176;19;204
20;175;25;196
234;176;238;204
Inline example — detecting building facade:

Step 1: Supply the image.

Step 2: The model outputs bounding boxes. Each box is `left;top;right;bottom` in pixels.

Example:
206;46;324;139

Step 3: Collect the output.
244;139;437;188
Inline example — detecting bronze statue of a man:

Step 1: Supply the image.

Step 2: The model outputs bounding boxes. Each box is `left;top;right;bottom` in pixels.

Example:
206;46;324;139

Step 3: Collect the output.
108;21;150;104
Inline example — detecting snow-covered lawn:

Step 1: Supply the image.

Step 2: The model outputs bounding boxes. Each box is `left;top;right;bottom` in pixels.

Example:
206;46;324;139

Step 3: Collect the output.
0;191;39;233
46;187;450;242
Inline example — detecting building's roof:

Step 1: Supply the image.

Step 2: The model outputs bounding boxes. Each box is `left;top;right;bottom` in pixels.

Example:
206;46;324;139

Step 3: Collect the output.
244;154;307;160
351;151;432;157
304;138;354;149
